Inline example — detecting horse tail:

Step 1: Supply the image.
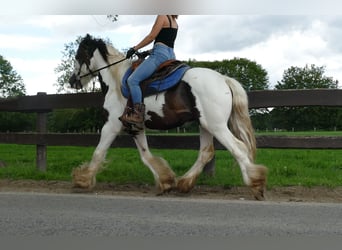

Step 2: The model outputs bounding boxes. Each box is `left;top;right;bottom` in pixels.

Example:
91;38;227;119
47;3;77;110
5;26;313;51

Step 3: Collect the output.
225;76;256;161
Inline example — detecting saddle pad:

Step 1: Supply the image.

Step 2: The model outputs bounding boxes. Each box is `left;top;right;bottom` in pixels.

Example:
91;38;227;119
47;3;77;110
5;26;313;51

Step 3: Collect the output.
121;63;190;99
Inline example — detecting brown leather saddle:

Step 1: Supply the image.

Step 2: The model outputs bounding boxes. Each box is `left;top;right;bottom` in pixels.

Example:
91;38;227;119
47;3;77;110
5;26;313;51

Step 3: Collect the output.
132;59;186;89
122;57;188;102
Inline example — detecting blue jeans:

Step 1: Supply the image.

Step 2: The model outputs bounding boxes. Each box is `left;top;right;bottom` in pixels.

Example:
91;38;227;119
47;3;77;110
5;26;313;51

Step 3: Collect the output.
127;43;176;104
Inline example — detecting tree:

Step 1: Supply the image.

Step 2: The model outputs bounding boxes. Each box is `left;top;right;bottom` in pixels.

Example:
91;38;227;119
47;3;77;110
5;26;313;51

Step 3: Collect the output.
0;55;26;97
271;64;341;131
48;108;106;133
275;64;338;90
187;57;269;91
0;112;35;132
54;36;83;93
0;55;34;132
216;58;269;91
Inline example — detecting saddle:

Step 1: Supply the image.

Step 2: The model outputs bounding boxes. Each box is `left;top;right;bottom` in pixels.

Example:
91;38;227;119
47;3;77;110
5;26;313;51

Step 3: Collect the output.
121;58;190;99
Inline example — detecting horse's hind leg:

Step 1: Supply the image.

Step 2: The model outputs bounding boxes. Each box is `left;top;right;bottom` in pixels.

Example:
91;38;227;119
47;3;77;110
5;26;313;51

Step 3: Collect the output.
211;125;267;200
177;126;215;193
202;155;216;177
134;131;176;194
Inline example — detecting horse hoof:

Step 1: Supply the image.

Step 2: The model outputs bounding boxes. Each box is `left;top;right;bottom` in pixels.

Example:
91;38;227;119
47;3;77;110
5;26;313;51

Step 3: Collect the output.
72;165;96;190
156;186;173;196
248;164;267;201
156;179;176;194
251;186;266;201
250;178;266;201
176;177;195;193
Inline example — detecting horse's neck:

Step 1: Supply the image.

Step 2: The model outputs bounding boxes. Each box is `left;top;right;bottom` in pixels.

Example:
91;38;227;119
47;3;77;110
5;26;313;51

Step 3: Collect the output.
93;49;130;94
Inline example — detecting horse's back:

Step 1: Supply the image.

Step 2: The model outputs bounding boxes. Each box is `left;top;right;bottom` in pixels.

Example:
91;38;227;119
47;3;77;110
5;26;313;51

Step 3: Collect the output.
182;67;232;104
183;67;231;91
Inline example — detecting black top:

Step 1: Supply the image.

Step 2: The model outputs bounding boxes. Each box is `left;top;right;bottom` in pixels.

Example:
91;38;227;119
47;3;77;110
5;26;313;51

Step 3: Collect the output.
154;16;178;48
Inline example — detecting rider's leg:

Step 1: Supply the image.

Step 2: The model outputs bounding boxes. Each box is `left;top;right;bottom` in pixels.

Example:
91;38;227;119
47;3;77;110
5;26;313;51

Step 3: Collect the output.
120;44;175;128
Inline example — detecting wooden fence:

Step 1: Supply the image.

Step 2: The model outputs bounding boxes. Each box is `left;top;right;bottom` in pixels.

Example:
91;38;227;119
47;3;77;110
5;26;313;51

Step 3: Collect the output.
0;89;341;171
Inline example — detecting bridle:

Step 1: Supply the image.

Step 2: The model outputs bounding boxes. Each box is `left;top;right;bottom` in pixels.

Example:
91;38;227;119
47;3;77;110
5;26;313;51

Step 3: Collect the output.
73;49;149;93
73;51;129;92
77;50;149;79
79;57;127;79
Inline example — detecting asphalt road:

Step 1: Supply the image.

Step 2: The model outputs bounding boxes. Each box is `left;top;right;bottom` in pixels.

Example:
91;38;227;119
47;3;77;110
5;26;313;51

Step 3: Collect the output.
0;192;341;236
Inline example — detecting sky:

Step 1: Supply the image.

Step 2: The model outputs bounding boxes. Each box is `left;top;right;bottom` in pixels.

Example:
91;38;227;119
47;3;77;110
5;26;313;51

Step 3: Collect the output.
1;13;342;95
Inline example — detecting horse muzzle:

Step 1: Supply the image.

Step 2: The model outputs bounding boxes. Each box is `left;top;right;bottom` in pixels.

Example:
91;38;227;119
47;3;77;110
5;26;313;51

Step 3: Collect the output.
69;74;83;90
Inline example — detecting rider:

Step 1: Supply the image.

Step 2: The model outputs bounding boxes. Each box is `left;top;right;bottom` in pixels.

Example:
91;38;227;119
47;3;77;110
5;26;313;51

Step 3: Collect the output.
119;15;179;129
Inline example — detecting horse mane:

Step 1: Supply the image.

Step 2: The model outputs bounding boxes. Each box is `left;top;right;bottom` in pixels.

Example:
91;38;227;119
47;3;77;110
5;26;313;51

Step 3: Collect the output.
106;43;124;58
77;34;130;95
78;34;127;65
77;34;110;63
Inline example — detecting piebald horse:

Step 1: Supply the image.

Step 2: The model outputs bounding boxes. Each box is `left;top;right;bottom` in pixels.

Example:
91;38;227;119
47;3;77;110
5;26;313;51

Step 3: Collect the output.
69;34;267;200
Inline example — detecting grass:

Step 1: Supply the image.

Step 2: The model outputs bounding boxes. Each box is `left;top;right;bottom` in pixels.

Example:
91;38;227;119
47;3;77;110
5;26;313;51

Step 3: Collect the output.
148;130;342;137
0;143;341;188
255;130;342;137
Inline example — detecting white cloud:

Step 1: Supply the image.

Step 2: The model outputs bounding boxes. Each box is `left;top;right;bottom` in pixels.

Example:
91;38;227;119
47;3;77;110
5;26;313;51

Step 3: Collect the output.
179;20;341;89
0;34;51;51
1;14;342;96
9;58;60;95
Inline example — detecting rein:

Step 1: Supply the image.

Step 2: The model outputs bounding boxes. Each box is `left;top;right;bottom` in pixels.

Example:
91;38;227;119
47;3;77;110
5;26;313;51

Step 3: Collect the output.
79;57;127;79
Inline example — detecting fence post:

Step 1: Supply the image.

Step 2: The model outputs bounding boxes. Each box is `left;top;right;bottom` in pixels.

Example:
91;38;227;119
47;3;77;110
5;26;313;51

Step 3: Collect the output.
36;92;48;171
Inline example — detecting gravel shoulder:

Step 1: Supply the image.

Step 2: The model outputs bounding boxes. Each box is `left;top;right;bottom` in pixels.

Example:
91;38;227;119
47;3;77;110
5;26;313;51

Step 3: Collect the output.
1;179;342;203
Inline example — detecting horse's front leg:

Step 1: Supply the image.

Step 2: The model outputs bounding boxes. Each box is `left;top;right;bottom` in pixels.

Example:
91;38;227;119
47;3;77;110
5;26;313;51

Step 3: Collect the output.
72;120;121;189
134;131;176;194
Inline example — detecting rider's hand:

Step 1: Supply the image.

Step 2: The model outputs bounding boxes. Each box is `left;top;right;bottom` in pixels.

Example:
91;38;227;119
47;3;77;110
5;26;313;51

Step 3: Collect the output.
126;47;136;59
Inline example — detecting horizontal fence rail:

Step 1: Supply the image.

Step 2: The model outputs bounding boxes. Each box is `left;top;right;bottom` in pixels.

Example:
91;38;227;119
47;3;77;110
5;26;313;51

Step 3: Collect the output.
247;89;342;108
1;89;341;170
1;89;342;112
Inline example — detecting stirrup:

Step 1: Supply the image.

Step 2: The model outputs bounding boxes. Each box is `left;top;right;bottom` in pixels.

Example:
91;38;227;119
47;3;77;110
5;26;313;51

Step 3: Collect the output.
119;106;132;122
119;113;144;132
121;121;144;135
121;116;144;130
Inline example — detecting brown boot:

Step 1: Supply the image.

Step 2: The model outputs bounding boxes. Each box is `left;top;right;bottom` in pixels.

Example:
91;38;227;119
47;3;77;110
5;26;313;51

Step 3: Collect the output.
121;103;145;129
118;105;132;125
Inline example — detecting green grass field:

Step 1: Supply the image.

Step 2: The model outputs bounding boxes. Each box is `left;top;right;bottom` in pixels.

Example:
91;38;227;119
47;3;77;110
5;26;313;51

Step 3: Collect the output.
255;131;342;136
0;143;341;188
149;130;342;137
